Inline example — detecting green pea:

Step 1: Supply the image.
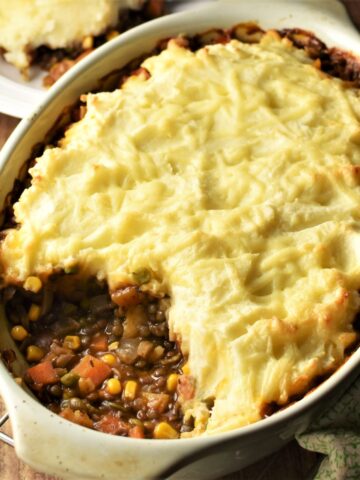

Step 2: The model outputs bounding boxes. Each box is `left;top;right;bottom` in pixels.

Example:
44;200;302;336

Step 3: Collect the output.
132;268;151;285
60;372;80;387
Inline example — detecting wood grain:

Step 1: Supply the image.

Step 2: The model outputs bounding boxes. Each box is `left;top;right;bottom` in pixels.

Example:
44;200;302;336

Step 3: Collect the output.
343;0;360;29
0;1;359;478
0;115;18;148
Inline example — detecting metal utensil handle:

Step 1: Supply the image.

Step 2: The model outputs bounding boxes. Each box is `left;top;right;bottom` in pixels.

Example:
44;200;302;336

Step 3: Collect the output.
0;413;14;447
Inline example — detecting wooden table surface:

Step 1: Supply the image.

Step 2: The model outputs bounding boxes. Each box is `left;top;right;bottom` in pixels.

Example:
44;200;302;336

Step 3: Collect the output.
1;1;360;479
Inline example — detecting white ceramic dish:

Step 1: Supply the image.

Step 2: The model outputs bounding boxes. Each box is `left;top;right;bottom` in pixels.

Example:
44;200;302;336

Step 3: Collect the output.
1;1;360;479
0;0;212;119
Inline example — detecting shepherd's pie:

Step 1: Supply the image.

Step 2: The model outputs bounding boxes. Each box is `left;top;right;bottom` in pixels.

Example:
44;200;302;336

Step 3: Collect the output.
2;29;360;437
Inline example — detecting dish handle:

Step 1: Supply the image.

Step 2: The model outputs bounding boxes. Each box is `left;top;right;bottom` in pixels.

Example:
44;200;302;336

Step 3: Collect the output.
0;412;14;447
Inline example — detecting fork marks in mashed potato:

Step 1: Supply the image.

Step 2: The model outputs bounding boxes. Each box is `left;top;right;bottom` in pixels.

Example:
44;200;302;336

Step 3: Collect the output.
2;33;360;435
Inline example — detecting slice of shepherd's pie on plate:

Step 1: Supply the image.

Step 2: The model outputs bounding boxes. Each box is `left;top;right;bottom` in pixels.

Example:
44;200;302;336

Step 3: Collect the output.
0;0;163;86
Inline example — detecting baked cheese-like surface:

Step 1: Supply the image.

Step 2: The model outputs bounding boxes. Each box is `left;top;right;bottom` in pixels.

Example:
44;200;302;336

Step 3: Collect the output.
0;0;142;71
2;34;360;434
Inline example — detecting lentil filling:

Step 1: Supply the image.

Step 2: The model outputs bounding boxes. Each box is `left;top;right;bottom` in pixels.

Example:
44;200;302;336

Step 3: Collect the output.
2;274;192;439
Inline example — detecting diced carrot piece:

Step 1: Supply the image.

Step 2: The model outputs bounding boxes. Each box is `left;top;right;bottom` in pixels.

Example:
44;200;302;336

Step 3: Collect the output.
142;392;170;414
72;355;111;387
129;425;145;439
90;333;108;353
177;375;195;400
111;286;141;307
27;360;59;385
94;413;128;435
146;0;165;18
60;407;93;429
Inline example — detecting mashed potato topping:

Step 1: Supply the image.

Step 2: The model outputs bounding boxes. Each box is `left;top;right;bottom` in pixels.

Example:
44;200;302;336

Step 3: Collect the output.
0;0;142;71
2;33;360;434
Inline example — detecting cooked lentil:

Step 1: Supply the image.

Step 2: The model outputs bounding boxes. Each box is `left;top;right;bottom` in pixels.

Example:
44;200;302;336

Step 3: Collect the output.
3;275;187;439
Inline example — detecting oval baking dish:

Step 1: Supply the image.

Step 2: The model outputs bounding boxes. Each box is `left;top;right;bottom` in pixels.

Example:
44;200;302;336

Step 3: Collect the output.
1;1;360;479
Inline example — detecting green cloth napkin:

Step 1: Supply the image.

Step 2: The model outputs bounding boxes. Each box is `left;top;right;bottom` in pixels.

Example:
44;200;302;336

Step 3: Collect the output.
297;379;360;479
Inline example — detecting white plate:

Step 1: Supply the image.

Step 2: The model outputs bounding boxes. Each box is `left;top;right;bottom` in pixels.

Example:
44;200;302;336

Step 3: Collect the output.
0;0;212;119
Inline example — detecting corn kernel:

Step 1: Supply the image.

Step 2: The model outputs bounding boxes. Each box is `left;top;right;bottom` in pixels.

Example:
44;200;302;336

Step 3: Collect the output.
182;362;190;375
166;373;179;393
11;325;28;342
82;35;94;50
23;276;42;293
123;380;138;401
63;335;81;350
28;304;41;322
106;378;122;395
153;422;179;439
26;345;45;362
106;30;119;41
108;341;119;351
101;354;116;366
